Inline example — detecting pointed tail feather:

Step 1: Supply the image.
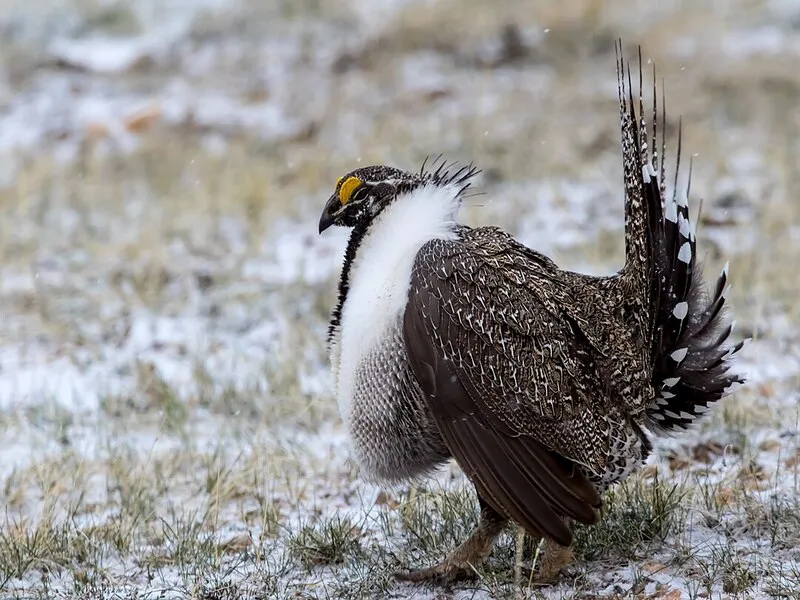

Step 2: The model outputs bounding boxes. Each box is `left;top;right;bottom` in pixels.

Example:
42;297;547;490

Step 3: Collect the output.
615;41;748;434
649;260;747;433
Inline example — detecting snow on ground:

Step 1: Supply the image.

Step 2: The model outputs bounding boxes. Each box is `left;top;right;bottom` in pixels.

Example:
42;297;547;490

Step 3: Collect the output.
1;0;800;598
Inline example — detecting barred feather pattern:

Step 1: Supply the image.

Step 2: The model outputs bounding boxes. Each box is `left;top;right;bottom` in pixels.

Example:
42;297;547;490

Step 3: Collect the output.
615;42;747;434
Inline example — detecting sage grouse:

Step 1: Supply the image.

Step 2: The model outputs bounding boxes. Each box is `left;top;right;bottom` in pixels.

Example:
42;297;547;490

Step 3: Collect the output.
318;44;746;583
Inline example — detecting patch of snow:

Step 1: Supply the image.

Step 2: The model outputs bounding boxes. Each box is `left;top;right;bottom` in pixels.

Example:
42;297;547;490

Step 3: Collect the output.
720;27;796;58
243;220;348;286
48;30;175;74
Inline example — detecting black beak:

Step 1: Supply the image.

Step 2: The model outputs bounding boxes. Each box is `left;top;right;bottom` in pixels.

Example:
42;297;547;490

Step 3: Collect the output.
318;194;340;234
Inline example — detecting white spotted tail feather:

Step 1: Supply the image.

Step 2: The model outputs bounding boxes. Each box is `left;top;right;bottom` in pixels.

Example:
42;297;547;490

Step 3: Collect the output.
615;42;748;433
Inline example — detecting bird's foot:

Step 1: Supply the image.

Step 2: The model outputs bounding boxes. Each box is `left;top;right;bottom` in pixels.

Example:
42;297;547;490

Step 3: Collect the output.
533;539;574;584
394;558;478;584
395;499;507;585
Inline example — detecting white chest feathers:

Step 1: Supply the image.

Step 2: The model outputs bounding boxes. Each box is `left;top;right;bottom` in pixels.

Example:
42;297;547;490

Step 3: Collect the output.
333;184;462;423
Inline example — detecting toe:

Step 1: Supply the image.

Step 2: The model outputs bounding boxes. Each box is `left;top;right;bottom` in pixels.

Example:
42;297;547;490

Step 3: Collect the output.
439;564;474;584
394;562;476;584
394;567;438;582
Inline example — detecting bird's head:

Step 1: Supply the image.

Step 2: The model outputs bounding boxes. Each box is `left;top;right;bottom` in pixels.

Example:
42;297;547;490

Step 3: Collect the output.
318;161;480;234
317;165;420;234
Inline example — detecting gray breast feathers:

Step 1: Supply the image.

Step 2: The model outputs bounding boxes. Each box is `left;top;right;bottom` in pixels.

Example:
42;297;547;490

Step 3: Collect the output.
340;322;451;483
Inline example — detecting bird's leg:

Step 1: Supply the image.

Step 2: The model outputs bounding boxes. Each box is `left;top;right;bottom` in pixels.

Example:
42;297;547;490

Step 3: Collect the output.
395;495;508;584
529;518;575;584
535;537;574;583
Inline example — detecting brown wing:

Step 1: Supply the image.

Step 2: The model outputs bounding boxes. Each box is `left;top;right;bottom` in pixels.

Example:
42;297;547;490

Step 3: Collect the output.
402;236;606;545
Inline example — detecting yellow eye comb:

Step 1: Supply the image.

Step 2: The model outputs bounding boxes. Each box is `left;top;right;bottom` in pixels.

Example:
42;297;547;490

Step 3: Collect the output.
337;176;362;205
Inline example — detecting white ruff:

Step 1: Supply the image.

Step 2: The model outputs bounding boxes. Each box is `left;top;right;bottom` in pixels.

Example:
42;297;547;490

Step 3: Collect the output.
333;184;461;424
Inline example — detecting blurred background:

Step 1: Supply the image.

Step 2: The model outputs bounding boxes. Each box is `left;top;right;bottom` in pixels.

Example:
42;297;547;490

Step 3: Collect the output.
0;0;799;598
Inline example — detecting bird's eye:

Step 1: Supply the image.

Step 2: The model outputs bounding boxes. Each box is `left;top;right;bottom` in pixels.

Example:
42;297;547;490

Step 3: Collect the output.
350;187;369;203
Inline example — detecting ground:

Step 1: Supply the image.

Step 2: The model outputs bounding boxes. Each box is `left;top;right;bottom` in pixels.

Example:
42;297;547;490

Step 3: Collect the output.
1;0;800;598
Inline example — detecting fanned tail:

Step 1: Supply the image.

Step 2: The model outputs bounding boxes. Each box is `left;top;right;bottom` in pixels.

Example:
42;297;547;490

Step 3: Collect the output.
615;41;748;434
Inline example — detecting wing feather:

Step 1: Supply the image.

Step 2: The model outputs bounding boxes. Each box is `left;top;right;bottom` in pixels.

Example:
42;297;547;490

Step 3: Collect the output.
402;246;603;543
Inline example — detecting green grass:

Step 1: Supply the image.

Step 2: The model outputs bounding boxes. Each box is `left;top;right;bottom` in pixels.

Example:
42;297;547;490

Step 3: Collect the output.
573;474;689;563
288;515;365;569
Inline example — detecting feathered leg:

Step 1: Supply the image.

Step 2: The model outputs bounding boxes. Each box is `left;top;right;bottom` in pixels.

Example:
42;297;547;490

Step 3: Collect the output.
535;518;575;583
395;493;508;584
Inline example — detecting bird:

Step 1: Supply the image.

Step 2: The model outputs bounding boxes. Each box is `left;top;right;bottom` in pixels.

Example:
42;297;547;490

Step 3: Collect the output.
317;42;747;584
